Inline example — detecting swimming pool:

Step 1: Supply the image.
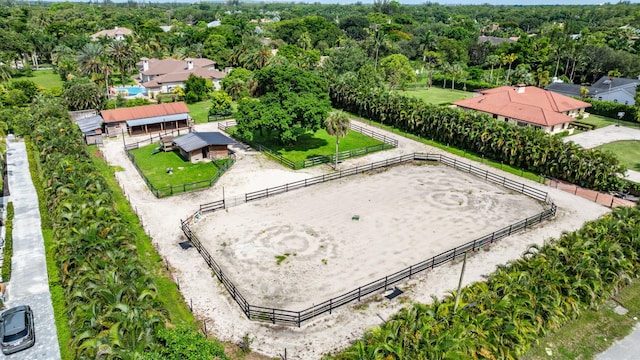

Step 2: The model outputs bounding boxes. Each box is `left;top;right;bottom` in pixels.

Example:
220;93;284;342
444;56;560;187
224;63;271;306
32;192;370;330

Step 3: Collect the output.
115;86;147;96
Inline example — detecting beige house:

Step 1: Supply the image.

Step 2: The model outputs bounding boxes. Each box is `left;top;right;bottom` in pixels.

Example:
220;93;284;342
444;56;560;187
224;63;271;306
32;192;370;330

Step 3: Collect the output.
173;132;234;163
138;57;227;96
91;27;132;41
452;85;592;134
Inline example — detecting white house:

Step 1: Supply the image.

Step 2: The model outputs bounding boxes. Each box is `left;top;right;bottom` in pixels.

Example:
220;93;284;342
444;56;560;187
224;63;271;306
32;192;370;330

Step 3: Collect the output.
138;57;227;96
91;27;132;41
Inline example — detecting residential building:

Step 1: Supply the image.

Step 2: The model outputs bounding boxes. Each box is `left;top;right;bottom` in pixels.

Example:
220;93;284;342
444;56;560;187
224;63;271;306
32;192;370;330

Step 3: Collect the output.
546;76;640;105
138;57;227;96
452;85;591;134
90;27;132;41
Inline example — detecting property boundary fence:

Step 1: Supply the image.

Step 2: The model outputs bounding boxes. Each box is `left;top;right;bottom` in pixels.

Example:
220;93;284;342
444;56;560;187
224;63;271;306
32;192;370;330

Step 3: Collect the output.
181;153;556;326
123;128;192;151
544;176;636;208
217;120;399;169
126;150;236;198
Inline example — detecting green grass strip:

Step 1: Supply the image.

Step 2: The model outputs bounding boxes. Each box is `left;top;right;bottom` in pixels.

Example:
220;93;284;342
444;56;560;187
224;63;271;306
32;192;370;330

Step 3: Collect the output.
523;278;640;359
343;111;544;183
88;146;196;327
1;202;13;283
24;139;72;360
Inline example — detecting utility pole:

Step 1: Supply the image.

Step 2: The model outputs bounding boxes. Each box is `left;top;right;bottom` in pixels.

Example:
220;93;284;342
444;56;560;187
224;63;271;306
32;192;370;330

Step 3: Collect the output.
453;252;468;314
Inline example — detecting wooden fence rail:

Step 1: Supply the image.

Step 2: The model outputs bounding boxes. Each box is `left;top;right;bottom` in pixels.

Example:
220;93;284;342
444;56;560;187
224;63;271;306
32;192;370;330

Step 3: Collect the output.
181;153;556;326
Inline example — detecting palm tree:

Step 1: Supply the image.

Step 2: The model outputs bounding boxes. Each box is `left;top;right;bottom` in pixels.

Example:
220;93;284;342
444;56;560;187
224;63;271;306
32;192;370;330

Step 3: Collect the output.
107;40;135;85
78;43;110;97
501;53;518;84
324;111;350;170
485;55;500;83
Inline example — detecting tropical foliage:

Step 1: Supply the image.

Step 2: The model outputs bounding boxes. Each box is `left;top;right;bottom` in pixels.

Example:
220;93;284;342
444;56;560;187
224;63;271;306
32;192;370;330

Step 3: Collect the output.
1;202;13;283
235;64;331;144
330;76;625;191
16;96;226;358
327;205;640;359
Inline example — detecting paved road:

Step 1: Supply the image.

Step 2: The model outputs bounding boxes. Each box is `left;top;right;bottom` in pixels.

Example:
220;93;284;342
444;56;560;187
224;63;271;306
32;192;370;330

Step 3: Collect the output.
564;125;640;183
0;138;60;359
596;323;640;360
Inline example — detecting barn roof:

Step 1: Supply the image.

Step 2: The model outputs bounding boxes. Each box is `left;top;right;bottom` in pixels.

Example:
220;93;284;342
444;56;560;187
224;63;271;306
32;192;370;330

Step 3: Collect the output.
101;102;189;123
174;132;234;152
75;115;104;134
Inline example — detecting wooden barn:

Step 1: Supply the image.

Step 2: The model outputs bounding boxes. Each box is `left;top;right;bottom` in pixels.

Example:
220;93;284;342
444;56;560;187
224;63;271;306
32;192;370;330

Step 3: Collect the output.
173;132;235;163
101;102;192;137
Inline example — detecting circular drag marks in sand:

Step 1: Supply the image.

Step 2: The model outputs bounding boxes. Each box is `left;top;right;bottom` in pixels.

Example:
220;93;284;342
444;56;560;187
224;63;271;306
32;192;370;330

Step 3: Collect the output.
192;163;545;310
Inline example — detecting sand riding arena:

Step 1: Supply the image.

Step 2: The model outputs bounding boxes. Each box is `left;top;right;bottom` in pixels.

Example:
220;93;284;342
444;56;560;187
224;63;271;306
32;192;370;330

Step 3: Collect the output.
186;154;555;326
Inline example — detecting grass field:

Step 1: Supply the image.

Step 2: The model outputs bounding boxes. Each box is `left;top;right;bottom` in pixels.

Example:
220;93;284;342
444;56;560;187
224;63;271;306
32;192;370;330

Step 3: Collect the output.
231;127;385;163
397;86;473;105
129;143;227;188
15;69;64;90
596;140;640;171
186;100;237;124
579;114;640;130
185;100;211;124
523;279;640;359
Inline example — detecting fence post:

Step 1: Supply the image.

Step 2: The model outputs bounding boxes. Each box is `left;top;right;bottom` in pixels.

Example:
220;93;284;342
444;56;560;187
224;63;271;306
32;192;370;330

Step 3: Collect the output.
574;186;578;195
330;299;332;314
272;308;276;324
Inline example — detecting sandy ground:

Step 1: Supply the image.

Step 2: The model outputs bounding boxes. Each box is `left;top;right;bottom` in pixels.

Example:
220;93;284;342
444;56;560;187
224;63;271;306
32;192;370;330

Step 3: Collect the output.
100;120;610;359
192;164;545;310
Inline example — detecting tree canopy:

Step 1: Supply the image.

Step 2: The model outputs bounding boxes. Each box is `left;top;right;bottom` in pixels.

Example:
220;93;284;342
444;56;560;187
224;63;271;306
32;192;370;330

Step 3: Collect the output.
235;64;330;144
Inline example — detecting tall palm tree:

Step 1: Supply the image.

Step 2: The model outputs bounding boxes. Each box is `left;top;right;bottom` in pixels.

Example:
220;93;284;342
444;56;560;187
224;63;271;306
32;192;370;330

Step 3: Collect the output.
324;111;350;170
107;40;136;85
78;43;110;97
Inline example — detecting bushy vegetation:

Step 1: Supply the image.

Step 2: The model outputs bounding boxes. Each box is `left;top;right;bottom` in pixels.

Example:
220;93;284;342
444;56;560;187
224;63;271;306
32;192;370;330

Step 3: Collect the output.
1;202;13;282
330;78;625;191
581;97;637;123
327;206;640;359
16;96;227;358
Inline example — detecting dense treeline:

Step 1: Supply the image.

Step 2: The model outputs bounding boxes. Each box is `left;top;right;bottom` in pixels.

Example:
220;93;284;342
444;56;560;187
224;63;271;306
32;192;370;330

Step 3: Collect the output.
330;76;626;191
19;98;227;359
326;205;640;359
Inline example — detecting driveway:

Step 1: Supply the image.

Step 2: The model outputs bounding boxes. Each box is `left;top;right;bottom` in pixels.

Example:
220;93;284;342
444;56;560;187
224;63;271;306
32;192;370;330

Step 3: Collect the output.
564;125;640;183
0;138;60;359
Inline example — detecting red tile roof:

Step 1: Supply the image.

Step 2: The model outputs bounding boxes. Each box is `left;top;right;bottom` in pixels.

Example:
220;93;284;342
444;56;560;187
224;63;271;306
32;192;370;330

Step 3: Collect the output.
453;86;591;127
141;58;216;76
101;102;190;123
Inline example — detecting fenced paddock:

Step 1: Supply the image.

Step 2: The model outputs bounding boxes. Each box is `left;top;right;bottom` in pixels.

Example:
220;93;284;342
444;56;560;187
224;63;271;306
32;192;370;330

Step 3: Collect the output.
185;154;555;326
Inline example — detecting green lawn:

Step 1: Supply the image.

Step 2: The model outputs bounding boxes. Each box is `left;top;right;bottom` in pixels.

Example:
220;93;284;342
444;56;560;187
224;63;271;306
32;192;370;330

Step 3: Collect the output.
522;279;640;360
185;100;211;124
234;128;385;164
579;114;640;130
186;100;237;124
596;140;640;171
129;143;226;189
16;69;64;90
397;87;474;105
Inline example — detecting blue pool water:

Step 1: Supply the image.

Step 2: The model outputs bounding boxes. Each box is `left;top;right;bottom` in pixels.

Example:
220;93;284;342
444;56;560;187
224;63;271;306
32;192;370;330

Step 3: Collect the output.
116;86;146;96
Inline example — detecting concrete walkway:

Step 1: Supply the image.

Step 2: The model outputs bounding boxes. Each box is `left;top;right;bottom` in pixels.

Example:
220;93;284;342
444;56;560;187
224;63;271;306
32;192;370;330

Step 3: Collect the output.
564;125;640;183
596;323;640;360
0;138;60;359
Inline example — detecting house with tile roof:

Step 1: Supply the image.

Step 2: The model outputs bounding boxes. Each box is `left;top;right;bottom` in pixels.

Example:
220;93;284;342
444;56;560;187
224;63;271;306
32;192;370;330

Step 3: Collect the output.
546;75;640;105
91;27;132;41
138;57;227;97
452;85;591;134
101;102;192;136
